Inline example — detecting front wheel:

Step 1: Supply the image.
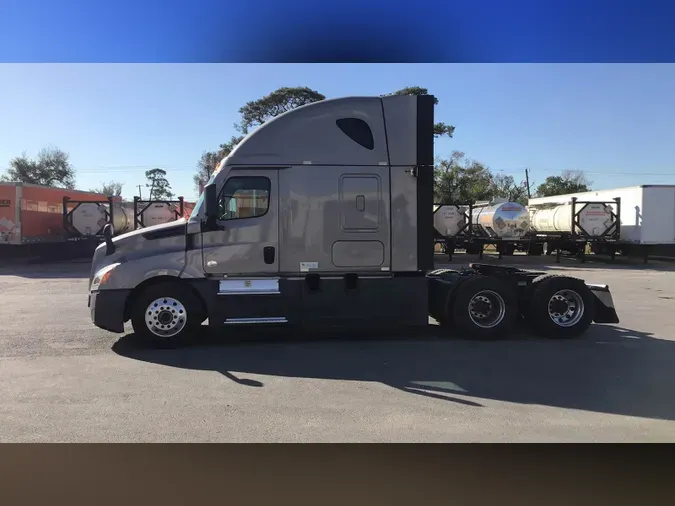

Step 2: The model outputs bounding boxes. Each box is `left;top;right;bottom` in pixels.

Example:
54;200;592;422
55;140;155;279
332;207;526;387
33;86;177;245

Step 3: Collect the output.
526;275;595;338
131;282;205;348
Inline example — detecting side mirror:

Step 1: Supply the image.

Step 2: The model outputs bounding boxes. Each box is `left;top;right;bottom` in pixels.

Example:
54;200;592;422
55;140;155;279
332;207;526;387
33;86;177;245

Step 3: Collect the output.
103;223;116;256
204;182;218;230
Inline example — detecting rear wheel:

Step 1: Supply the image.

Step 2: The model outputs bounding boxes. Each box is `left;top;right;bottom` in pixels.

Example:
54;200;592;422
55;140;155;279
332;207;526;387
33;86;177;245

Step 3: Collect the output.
446;276;519;339
131;282;205;348
526;275;595;338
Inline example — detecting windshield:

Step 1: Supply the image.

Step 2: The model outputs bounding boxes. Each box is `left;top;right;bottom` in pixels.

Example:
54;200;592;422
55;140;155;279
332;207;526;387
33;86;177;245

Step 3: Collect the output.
189;173;217;221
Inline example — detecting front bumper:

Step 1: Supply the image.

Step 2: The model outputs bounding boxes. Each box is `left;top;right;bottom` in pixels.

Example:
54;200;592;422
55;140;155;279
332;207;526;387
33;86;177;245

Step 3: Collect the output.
587;284;620;324
89;288;131;333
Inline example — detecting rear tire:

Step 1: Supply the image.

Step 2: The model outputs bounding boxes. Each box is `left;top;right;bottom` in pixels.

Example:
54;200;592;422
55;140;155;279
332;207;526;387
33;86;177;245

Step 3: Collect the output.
446;276;519;340
526;275;595;338
131;282;205;349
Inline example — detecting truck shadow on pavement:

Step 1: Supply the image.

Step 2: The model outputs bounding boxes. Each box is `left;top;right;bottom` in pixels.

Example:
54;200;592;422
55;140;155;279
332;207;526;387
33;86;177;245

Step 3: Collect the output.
112;323;675;421
0;260;91;279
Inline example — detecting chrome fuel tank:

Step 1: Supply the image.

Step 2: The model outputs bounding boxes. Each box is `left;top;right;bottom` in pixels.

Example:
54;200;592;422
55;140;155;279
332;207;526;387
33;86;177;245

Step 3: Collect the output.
471;202;531;239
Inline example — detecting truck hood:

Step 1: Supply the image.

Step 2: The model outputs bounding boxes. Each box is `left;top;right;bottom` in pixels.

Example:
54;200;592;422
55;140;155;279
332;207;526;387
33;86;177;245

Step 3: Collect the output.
90;219;188;285
113;218;188;243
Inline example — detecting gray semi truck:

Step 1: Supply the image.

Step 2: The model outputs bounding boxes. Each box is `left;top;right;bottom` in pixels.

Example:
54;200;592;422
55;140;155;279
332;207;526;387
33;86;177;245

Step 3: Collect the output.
87;95;619;348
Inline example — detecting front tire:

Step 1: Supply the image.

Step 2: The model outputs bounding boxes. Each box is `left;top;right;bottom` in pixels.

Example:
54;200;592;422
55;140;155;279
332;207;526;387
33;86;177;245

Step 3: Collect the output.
526;275;595;338
131;282;204;348
447;276;519;340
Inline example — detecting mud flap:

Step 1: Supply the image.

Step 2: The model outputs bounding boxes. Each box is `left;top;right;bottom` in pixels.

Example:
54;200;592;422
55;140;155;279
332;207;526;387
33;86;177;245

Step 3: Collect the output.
586;284;620;324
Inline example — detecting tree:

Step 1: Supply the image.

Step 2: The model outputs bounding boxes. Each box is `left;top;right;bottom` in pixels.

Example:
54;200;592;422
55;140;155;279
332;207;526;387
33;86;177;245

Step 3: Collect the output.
434;151;495;204
90;181;124;197
1;146;76;188
384;86;455;138
535;170;592;197
490;173;529;205
193;135;244;193
145;168;174;200
237;86;326;134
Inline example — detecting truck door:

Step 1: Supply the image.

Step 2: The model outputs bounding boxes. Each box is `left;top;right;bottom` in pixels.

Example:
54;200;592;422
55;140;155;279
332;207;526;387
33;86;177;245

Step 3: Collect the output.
201;169;290;325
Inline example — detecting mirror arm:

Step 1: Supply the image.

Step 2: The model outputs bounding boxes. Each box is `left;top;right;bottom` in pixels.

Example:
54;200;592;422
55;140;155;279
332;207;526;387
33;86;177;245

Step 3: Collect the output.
203;216;218;232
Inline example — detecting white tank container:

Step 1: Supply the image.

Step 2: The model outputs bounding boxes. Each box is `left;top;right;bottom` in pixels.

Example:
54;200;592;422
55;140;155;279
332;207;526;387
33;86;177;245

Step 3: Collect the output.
529;202;615;236
70;200;184;236
70;202;133;236
471;202;531;239
433;204;468;238
135;201;179;227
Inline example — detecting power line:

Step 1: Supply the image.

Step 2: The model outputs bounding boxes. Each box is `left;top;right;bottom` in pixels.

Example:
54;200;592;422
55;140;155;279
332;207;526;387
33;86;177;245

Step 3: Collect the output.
11;164;675;176
3;163;675;178
493;168;675;177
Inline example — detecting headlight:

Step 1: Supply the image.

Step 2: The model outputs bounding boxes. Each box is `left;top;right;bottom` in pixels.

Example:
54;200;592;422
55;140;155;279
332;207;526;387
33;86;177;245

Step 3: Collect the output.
90;263;120;290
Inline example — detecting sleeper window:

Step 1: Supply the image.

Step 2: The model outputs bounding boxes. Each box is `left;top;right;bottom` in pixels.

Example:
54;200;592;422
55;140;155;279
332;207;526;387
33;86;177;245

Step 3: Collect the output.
336;118;375;150
217;176;271;220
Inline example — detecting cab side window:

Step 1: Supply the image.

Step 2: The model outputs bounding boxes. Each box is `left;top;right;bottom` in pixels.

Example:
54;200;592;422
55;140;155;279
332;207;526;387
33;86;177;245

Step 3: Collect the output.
217;176;271;221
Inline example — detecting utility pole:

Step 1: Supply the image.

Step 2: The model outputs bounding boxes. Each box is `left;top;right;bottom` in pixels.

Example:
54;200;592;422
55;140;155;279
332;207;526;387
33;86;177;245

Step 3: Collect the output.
137;185;143;199
525;168;531;199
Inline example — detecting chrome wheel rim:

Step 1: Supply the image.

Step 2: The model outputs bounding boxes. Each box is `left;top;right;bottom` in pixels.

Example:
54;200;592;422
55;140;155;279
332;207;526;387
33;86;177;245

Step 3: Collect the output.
547;289;585;327
145;297;187;338
468;290;506;329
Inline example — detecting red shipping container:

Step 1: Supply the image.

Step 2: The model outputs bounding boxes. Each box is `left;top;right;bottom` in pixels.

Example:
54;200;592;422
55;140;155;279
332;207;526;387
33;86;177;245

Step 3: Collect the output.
0;182;108;244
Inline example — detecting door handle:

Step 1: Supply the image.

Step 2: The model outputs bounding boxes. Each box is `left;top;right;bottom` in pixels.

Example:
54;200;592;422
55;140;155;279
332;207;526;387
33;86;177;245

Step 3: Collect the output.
263;246;275;265
356;195;366;212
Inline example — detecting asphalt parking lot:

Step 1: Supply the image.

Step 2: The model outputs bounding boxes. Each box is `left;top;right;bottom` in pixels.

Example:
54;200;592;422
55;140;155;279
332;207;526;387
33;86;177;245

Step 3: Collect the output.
2;253;675;442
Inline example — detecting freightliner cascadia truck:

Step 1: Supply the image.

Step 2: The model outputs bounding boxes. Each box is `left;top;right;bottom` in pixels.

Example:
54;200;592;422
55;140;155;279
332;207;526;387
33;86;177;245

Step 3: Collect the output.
87;95;619;348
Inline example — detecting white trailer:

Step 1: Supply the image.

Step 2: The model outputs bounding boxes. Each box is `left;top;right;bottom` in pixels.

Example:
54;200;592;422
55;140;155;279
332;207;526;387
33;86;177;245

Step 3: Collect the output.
528;185;675;261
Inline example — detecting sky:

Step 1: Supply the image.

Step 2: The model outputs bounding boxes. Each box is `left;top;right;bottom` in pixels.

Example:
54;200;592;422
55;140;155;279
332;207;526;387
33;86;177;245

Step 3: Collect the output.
1;63;674;202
